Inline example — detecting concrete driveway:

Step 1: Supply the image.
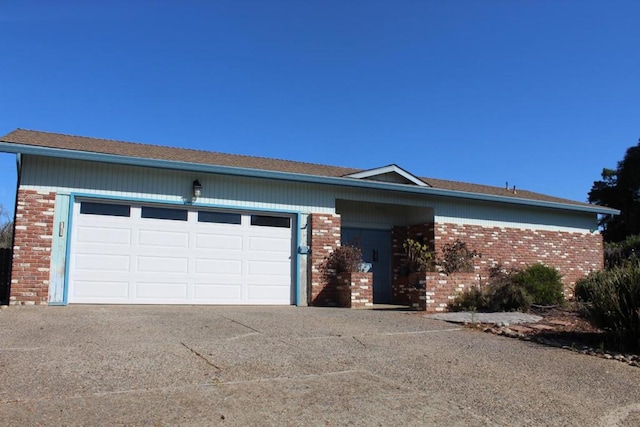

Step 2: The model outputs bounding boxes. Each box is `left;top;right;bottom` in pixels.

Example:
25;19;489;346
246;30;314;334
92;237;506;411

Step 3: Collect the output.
1;306;639;426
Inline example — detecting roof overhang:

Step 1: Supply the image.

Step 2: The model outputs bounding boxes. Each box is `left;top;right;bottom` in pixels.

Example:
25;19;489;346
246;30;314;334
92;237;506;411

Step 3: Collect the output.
0;141;620;216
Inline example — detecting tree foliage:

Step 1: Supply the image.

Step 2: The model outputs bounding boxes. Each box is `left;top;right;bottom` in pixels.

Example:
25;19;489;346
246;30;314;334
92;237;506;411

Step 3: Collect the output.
0;205;12;249
588;139;640;242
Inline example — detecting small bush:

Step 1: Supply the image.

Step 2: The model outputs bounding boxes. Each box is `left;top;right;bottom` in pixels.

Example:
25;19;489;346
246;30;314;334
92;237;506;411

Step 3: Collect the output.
513;263;564;305
320;245;364;283
484;265;533;312
451;264;533;312
438;240;480;274
403;238;434;273
449;286;486;312
574;260;640;352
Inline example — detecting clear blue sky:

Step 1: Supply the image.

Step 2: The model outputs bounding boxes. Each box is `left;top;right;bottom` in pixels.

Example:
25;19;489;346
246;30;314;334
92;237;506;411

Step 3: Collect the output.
1;0;638;217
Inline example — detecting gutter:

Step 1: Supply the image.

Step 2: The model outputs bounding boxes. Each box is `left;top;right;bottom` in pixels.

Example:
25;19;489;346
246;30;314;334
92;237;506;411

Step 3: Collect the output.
0;141;621;216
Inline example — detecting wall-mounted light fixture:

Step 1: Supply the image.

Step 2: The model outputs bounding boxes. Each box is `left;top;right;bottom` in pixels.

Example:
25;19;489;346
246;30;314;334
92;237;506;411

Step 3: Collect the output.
192;179;203;200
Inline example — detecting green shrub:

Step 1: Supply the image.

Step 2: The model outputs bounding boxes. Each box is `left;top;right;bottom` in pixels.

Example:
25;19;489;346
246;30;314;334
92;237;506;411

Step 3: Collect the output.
451;264;533;312
403;238;434;273
513;263;564;305
484;265;532;312
574;260;640;352
605;234;640;268
449;286;486;312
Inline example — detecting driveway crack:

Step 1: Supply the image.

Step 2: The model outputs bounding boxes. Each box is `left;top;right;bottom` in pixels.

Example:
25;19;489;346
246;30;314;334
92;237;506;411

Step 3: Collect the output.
218;315;261;333
352;336;366;348
180;342;221;370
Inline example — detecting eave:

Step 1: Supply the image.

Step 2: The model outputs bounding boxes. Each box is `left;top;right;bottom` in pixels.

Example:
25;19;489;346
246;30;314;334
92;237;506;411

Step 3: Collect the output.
0;142;621;216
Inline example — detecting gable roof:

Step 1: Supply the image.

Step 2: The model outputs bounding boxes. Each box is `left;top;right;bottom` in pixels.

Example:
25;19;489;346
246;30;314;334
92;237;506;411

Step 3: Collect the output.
0;128;619;215
345;164;429;187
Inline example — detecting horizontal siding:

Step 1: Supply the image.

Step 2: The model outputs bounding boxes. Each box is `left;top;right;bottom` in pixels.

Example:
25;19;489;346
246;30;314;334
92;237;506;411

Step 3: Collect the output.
20;155;598;233
336;199;433;230
20;156;337;214
434;199;597;233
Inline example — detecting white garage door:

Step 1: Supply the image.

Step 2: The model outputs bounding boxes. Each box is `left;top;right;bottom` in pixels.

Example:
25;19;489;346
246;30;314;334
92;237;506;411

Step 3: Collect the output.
68;200;294;305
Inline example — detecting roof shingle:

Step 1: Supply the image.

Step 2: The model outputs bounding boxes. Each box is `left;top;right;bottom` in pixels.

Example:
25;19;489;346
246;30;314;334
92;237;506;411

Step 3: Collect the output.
0;128;595;209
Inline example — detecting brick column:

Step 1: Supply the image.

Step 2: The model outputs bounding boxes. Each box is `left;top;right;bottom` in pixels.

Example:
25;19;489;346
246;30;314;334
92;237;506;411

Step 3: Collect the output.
337;272;373;308
308;213;341;306
10;189;56;305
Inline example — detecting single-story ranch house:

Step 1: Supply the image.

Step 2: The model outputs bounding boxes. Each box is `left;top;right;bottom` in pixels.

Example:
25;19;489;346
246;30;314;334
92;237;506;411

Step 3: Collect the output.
0;129;618;309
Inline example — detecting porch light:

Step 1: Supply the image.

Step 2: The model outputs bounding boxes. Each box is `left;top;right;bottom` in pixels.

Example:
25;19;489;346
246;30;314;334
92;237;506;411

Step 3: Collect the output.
192;180;203;200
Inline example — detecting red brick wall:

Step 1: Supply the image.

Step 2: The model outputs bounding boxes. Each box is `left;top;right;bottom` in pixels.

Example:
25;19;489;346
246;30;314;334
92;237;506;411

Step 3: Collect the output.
425;272;480;312
309;213;341;306
435;222;604;294
336;272;373;308
10;189;56;305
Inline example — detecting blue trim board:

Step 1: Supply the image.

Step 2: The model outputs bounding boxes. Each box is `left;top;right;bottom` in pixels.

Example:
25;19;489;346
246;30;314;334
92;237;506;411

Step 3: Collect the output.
62;194;75;305
62;192;303;306
0;142;619;216
295;213;303;306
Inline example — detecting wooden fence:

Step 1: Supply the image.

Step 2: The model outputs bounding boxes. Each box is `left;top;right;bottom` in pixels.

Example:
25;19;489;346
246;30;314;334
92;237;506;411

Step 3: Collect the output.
0;248;11;305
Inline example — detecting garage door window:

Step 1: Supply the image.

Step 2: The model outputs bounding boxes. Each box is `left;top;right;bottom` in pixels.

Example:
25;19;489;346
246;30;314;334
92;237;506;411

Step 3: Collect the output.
198;211;241;224
250;215;290;228
141;206;188;221
80;202;131;217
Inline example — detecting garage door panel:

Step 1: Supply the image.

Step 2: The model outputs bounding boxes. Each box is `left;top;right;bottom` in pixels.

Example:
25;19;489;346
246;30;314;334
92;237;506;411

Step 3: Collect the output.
76;226;132;245
194;283;242;300
247;285;290;301
195;233;243;250
195;258;242;274
138;230;189;248
72;281;130;299
137;256;189;273
248;260;291;276
74;254;130;272
135;282;188;299
248;236;291;252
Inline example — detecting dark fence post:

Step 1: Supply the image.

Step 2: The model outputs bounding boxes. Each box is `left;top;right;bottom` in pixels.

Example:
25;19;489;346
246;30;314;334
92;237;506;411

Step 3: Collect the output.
0;248;11;305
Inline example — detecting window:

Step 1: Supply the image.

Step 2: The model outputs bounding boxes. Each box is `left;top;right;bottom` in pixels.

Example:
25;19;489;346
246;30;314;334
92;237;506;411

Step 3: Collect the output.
250;215;290;228
198;211;241;225
80;202;130;217
141;206;188;221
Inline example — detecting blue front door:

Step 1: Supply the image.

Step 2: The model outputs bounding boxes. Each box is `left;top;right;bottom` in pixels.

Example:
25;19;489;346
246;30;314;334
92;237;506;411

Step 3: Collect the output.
341;228;392;304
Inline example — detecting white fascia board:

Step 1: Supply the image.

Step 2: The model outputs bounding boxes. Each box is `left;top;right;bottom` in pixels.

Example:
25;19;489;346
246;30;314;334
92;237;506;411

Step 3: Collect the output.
344;164;429;187
0;142;621;216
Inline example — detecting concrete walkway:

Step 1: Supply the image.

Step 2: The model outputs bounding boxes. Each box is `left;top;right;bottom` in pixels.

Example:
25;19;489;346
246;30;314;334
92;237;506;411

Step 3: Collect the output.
427;311;543;325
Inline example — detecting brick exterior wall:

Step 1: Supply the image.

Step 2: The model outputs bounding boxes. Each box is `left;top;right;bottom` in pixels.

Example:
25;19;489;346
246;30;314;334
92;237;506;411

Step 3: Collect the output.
425;272;479;312
393;272;427;310
10;189;56;305
392;272;479;312
308;213;341;306
435;222;604;295
336;272;373;308
392;221;603;311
